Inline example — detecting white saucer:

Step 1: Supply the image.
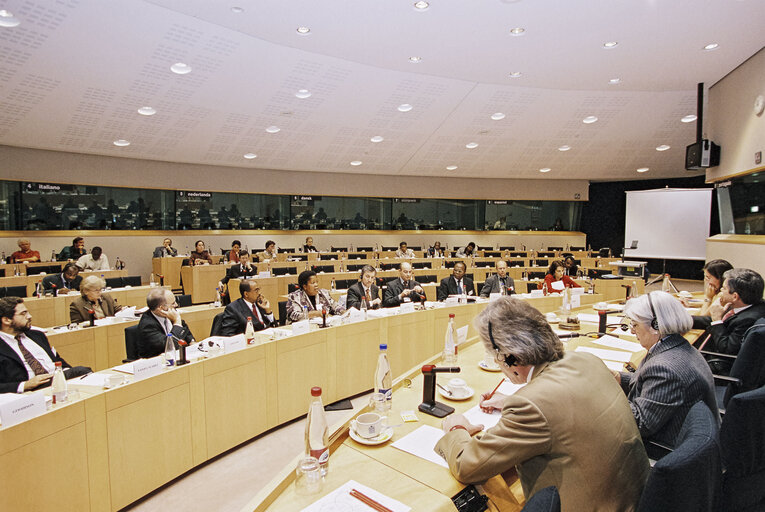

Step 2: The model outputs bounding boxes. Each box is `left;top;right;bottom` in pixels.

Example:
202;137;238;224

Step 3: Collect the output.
478;361;501;372
348;425;394;445
438;386;474;401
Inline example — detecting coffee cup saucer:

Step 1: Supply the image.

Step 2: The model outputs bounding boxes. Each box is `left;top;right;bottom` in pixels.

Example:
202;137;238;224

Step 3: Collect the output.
438;386;474;401
348;423;394;445
478;360;502;372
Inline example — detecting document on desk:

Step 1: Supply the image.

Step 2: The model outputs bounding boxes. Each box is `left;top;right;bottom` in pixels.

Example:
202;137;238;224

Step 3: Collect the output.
391;425;448;468
301;479;411;512
591;335;643;353
575;346;632;363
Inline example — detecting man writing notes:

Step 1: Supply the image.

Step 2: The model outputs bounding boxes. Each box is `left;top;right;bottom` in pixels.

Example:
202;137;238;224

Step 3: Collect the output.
75;246;110;271
220;279;275;336
42;263;82;293
437;261;475;301
383;262;426;307
346;265;382;310
480;260;516;297
137;289;196;358
0;297;91;393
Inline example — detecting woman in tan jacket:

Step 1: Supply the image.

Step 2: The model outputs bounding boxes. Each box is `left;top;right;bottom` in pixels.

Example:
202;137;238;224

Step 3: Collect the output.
70;275;123;323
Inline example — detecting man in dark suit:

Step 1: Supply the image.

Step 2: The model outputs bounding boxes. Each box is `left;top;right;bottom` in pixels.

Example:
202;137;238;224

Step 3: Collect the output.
0;297;91;393
137;288;196;358
42;263;82;293
220;279;276;336
383;261;426;307
480;260;516;297
218;250;258;304
693;268;765;372
152;237;178;258
437;261;475;301
346;265;382;310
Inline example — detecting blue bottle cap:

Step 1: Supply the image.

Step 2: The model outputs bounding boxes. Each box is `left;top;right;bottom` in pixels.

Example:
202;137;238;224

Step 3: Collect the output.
379;343;387;350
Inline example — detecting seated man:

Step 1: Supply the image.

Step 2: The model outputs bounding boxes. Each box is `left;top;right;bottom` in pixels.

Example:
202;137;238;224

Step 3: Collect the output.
152;237;178;258
75;246;110;271
383;262;426;307
303;236;318;253
58;236;86;261
0;297;91;393
257;240;279;262
220;279;276;336
437;261;475;301
219;250;258;293
11;238;40;263
455;241;476;257
693;268;765;372
346;265;382;310
286;270;345;323
395;241;415;259
480;260;516;297
42;263;82;294
427;241;445;258
189;240;213;265
137;289;196;358
70;275;123;323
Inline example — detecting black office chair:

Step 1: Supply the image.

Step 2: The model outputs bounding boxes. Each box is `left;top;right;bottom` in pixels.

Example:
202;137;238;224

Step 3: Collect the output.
637;401;721;512
598;247;612;258
528;271;546;280
499;246;515;251
181;258;191;266
331;247;347;252
356;246;373;252
484;251;501;257
526;282;540;293
719;384;765;512
319;254;335;261
380;263;398;271
475;261;493;268
419;274;437;283
538;252;555;257
547;247;563;252
287;283;300;293
175;294;192;307
210;312;225;337
381;246;397;251
1;285;28;298
26;264;61;275
123;324;140;363
273;267;297;276
122;275;142;286
508;260;524;267
570;246;585;251
412;262;429;269
521;486;560;512
105;277;123;288
535;259;549;267
277;301;289;326
291;254;308;261
346;264;366;272
445;260;457;268
510;252;525;257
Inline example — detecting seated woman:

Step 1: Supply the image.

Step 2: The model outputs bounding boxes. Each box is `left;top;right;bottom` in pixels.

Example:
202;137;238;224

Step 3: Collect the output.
285;270;345;323
682;258;733;316
540;260;581;294
189;240;213;265
616;291;718;450
70;275;123;323
227;240;241;263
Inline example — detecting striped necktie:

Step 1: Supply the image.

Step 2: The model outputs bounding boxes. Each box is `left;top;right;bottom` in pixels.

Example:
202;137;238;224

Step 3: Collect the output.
16;335;48;375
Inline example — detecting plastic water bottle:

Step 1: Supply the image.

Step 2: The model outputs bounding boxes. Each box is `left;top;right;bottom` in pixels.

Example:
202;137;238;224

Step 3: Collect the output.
51;361;67;404
51;249;56;261
150;273;157;287
330;278;336;291
214;287;222;307
115;256;122;270
360;295;369;318
374;344;392;412
303;305;309;322
35;280;43;298
443;313;458;365
163;333;176;367
305;386;329;476
245;316;256;344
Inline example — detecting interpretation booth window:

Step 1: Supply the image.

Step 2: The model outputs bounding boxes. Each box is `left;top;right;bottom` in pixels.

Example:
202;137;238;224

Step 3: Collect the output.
718;173;765;235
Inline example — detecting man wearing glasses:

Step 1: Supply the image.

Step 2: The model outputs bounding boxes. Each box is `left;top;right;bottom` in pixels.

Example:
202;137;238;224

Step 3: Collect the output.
137;288;196;358
220;279;275;336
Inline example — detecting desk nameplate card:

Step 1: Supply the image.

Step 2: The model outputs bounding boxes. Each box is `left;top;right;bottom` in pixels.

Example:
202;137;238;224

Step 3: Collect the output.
0;392;46;428
133;357;164;381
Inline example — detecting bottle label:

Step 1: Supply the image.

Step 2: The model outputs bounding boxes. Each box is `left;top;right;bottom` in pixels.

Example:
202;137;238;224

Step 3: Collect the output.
378;388;392;401
310;447;329;466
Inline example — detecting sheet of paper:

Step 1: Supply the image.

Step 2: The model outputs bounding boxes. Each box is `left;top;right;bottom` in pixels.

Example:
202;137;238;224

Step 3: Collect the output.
575;346;632;363
115;306;137;318
591;335;643;353
601;360;627;372
457;325;468;345
111;362;135;374
301;479;411;512
463;405;502;430
391;425;448;468
75;373;110;387
497;380;526;396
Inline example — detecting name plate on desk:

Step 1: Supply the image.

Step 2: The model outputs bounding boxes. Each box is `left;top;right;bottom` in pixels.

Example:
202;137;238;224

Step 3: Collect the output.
570;294;581;308
223;334;246;354
258;271;271;278
348;308;366;323
400;302;415;314
0;393;46;427
292;319;310;335
133;358;164;381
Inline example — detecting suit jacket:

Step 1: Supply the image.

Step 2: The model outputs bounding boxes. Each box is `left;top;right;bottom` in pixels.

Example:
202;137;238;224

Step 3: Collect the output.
619;333;718;448
435;352;649;511
69;293;122;323
58;245;86;261
692;301;765;355
285;288;345;323
220;263;258;285
346;282;380;310
220;298;276;336
383;278;425;307
152;246;178;258
0;329;70;393
137;312;196;358
479;274;516;297
42;273;83;292
437;276;475;301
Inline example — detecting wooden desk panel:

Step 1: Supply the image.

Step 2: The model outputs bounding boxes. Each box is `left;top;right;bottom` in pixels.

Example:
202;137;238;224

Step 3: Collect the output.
181;264;229;304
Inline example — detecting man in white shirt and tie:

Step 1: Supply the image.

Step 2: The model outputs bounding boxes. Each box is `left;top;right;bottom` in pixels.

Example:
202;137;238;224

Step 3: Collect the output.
437;261;475;301
346;265;382;310
137;289;196;358
220;279;276;336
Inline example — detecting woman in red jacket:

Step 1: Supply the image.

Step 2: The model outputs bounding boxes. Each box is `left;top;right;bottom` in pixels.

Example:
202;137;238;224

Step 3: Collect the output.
541;260;581;294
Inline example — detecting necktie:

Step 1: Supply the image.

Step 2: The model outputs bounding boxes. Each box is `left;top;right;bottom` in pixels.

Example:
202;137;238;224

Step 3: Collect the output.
252;304;263;325
457;280;463;295
366;288;372;301
722;309;735;322
16;335;48;376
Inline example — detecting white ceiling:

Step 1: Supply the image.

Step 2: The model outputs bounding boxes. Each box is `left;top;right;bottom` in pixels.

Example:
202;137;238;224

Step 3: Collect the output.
0;0;763;182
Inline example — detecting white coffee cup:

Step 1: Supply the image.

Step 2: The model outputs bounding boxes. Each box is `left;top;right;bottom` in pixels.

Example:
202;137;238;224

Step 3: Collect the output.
447;378;469;397
352;412;388;439
483;350;499;369
545;312;558;322
595;301;608;310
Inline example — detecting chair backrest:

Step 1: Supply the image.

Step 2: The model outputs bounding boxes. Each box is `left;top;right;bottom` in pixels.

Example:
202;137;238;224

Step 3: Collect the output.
105;277;123;288
484;251;502;258
526;282;540;293
122;275;142;287
331;247;347;252
346;264;366;272
124;324;140;361
380;263;398;271
277;301;288;326
725;319;765;406
27;264;62;275
272;267;296;276
175;294;192;307
287;283;300;294
535;259;549;267
181;258;190;266
419;274;437;284
508;260;524;267
499;246;515;250
475;261;494;268
510;252;525;257
210;312;225;337
570;246;585;251
521;486;560;512
1;285;28;298
637;401;721;512
412;262;429;269
720;384;765;481
356;246;373;252
528;271;546;280
0;269;5;277
319;254;335;261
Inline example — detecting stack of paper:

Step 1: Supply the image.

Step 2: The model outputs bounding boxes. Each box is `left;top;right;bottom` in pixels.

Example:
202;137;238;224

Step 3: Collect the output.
301;480;411;512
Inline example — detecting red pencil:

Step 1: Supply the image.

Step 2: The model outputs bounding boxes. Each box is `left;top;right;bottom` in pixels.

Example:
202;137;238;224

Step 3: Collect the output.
487;377;505;399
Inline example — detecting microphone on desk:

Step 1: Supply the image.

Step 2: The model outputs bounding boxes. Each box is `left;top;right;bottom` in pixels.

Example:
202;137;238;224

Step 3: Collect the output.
419;365;460;418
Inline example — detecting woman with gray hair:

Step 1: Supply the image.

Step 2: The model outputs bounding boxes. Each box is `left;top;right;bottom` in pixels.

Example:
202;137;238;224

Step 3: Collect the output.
435;297;649;511
616;291;717;450
69;275;123;323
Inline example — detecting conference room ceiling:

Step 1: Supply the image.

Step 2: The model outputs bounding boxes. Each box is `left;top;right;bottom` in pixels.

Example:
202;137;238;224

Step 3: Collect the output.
0;0;762;182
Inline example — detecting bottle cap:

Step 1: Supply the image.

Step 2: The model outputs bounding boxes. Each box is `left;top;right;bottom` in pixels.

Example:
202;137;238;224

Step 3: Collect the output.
379;343;387;350
311;386;322;396
247;316;252;320
449;313;455;318
55;361;62;367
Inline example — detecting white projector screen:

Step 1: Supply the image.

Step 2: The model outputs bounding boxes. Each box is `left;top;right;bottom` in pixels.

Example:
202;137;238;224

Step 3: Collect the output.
624;188;712;261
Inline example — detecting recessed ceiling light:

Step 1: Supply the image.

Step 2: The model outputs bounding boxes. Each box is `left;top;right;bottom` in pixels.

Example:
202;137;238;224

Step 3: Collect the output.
408;56;422;63
170;62;192;75
265;126;280;133
637;167;650;173
350;160;362;166
137;106;156;116
296;26;310;34
295;89;311;99
508;71;522;78
558;145;571;151
0;9;20;27
113;139;130;147
539;168;551;173
243;153;257;159
509;27;525;36
398;104;413;112
681;115;697;123
370;135;384;143
603;41;618;49
582;116;598;124
446;165;458;170
231;6;244;13
465;142;479;149
609;78;621;84
491;113;506;121
414;1;429;10
656;144;671;151
703;43;719;51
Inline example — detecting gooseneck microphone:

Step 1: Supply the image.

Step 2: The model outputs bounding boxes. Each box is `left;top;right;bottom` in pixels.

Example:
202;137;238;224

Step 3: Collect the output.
419;365;460;418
